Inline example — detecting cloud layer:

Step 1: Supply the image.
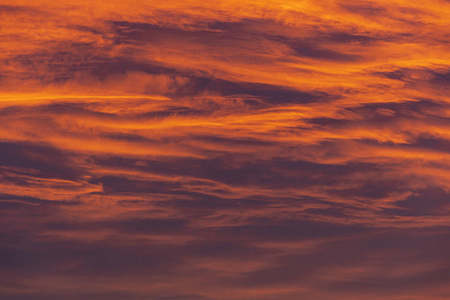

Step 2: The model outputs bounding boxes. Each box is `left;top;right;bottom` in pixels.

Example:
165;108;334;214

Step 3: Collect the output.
1;0;449;299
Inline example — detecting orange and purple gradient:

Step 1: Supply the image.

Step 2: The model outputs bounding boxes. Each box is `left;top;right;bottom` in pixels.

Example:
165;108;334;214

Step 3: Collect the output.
1;1;449;299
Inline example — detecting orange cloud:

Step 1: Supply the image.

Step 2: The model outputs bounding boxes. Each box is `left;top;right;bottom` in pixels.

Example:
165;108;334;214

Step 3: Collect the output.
1;0;449;299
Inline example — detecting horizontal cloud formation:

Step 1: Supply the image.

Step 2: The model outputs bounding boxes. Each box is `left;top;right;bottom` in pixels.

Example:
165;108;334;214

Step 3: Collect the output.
0;0;449;299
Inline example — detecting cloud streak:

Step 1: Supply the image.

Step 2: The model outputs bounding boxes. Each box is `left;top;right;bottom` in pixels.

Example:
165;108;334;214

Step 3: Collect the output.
1;0;449;299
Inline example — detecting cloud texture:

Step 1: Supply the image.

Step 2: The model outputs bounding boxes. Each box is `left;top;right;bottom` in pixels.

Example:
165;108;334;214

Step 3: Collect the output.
0;0;449;299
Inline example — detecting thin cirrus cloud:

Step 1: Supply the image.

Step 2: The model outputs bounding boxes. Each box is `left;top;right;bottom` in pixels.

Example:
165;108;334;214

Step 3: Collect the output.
0;0;449;299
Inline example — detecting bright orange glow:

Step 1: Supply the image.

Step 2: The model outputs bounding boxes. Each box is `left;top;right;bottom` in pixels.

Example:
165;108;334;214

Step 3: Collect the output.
0;0;449;299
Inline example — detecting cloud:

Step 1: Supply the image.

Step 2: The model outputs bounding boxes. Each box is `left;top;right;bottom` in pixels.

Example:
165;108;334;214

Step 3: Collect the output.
0;0;449;299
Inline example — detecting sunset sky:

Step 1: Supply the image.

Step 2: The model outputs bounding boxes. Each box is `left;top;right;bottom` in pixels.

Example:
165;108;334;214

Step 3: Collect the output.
0;0;449;299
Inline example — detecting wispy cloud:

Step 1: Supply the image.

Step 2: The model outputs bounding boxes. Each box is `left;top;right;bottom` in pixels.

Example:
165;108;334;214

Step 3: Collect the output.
1;0;449;299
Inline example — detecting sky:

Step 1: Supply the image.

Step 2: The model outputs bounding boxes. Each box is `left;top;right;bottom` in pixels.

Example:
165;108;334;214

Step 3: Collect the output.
0;0;449;299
